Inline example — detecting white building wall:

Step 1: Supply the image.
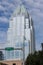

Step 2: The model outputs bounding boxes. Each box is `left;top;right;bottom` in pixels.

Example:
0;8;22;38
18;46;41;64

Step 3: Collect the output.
7;15;25;47
7;14;31;60
6;5;35;60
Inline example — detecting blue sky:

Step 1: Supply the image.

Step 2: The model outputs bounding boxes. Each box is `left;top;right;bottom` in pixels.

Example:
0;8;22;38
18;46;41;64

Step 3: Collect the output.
0;0;43;50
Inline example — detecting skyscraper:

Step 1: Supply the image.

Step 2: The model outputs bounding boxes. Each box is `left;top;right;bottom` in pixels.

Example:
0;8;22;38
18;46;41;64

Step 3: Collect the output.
7;4;35;60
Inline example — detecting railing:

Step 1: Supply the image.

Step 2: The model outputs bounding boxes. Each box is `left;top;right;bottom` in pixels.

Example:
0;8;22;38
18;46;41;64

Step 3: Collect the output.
0;47;23;61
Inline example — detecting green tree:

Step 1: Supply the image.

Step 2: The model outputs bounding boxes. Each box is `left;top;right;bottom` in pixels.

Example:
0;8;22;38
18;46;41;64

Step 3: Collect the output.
25;51;43;65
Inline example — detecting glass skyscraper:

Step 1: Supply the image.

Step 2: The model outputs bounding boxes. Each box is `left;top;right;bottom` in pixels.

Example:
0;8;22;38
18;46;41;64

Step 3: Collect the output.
6;4;35;60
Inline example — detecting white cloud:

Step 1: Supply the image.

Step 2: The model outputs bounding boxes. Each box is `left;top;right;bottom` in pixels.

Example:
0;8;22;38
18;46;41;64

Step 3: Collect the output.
1;0;10;6
0;5;5;11
25;0;34;3
0;31;7;46
0;17;8;22
34;0;43;3
30;8;43;17
23;0;43;19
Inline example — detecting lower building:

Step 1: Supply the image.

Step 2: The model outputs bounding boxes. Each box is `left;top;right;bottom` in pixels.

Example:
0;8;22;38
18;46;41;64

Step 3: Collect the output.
0;60;22;65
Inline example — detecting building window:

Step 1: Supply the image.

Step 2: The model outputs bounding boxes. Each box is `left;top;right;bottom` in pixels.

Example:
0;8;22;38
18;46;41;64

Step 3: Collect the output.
15;51;19;59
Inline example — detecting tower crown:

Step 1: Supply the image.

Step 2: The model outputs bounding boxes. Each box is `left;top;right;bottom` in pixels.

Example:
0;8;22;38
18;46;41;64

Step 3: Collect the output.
11;4;29;18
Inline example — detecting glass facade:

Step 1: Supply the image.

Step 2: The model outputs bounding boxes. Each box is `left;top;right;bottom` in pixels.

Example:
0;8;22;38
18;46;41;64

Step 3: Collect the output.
6;15;25;60
5;15;31;60
0;5;35;60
